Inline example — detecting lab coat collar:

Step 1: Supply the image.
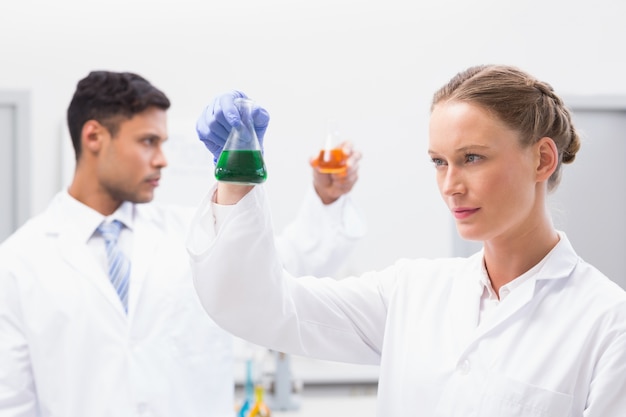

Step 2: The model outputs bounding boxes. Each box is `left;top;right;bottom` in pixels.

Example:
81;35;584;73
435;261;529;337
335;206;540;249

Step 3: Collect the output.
52;190;136;240
531;231;579;282
51;191;103;242
473;230;578;290
456;231;579;354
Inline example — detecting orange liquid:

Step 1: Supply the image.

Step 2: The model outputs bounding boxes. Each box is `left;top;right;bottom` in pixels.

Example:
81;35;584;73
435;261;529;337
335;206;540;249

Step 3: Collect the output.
313;148;348;173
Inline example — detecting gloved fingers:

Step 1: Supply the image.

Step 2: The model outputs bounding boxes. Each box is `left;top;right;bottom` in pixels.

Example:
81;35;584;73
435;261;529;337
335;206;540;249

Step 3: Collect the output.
195;104;212;138
252;108;270;143
251;106;270;129
214;91;269;145
196;101;230;144
207;112;231;143
217;90;249;128
196;90;257;164
196;105;228;157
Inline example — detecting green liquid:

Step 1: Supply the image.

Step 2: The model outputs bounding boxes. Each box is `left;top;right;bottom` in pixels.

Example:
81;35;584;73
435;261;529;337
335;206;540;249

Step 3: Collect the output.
215;150;267;184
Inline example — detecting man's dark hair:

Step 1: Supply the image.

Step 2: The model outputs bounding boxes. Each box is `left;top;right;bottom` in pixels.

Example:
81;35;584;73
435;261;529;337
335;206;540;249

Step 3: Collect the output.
67;71;171;159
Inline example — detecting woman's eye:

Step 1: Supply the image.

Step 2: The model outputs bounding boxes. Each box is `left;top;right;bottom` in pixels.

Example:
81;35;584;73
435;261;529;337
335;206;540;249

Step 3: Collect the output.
431;158;446;167
466;154;481;163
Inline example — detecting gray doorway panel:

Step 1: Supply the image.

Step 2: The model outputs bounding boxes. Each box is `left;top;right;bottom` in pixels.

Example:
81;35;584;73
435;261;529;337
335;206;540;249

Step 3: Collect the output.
550;97;626;288
0;91;31;243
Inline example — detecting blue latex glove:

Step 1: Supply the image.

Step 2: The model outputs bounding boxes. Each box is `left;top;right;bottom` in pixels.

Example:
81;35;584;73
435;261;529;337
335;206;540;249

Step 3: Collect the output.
196;90;270;163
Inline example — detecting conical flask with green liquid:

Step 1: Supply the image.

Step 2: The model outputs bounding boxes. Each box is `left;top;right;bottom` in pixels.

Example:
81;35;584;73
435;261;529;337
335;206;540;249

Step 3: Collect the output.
215;98;267;184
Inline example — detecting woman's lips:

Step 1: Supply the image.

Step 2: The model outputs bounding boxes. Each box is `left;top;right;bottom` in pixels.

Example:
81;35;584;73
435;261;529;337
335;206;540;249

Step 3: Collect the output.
453;207;479;220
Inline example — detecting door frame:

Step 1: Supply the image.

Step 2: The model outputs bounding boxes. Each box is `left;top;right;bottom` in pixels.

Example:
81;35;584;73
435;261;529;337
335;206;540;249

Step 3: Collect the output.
0;90;31;234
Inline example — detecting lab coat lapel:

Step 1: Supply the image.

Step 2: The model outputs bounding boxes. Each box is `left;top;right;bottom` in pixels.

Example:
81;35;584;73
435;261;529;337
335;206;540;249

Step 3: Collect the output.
449;255;484;352
451;277;536;360
54;218;128;317
128;209;161;315
474;278;535;338
446;250;536;354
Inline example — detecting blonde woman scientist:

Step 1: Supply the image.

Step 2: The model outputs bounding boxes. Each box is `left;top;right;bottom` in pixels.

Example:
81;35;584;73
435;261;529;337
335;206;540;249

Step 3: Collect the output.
187;65;626;416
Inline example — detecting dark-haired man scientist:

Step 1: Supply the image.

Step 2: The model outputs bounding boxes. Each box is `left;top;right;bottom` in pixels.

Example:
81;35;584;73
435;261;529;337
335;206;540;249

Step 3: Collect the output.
0;71;365;417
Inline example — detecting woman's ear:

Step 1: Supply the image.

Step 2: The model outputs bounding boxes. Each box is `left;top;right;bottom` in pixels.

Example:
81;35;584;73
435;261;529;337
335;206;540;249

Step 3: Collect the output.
535;137;559;182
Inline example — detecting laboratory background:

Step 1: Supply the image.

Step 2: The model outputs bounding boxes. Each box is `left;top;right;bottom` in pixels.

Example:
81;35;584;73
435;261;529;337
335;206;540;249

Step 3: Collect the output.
1;0;625;415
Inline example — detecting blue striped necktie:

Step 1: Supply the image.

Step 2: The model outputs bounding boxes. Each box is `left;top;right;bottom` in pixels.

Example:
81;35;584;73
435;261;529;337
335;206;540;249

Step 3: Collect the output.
97;220;130;313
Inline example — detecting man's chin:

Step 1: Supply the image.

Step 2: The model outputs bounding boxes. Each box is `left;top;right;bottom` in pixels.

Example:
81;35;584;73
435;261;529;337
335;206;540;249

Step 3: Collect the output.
129;192;154;205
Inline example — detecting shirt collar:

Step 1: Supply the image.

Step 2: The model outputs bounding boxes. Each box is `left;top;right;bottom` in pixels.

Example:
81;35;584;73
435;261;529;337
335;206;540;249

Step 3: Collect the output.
59;190;135;242
107;201;135;231
479;255;548;301
477;231;578;300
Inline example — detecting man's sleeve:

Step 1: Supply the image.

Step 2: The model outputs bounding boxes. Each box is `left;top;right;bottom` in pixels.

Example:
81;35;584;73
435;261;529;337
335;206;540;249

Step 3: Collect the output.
275;187;367;277
0;263;38;417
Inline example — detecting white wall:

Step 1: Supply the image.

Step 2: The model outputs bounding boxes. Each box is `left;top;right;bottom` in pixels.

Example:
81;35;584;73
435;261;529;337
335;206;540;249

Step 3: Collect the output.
1;0;625;275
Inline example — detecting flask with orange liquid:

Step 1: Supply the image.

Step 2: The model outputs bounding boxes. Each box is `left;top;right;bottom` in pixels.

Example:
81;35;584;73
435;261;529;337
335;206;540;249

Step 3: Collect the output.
312;121;348;174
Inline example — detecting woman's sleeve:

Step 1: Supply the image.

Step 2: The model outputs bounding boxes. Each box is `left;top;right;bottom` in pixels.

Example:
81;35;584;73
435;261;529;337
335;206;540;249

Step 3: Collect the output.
187;185;386;365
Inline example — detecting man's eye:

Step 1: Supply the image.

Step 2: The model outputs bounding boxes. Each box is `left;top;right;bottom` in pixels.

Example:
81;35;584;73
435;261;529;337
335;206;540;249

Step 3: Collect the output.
466;154;481;163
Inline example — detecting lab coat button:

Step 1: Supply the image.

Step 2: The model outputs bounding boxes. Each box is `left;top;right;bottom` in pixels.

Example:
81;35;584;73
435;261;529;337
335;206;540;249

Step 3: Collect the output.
456;359;470;375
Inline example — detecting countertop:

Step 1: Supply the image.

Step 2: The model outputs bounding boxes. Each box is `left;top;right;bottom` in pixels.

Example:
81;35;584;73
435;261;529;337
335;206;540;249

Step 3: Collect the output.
271;393;377;417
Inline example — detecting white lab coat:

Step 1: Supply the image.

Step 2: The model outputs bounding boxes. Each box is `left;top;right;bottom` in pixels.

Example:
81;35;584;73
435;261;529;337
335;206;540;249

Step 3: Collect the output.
0;187;365;417
188;185;626;417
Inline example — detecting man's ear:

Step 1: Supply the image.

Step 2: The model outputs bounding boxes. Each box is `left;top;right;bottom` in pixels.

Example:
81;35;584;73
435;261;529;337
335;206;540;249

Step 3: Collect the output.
81;120;106;153
535;136;558;182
